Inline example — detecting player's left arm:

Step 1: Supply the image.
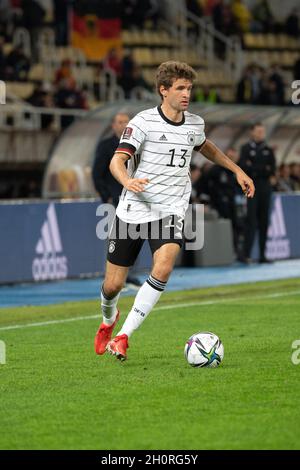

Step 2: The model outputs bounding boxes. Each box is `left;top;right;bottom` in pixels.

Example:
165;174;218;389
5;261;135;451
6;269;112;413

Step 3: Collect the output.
198;139;255;198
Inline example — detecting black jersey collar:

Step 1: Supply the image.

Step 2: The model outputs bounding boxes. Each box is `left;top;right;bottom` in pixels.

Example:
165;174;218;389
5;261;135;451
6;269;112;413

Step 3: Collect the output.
157;105;185;126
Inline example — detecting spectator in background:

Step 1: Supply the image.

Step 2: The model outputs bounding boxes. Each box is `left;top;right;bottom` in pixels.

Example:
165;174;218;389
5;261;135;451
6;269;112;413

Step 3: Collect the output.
212;0;238;36
21;0;46;60
119;50;136;98
276;164;296;192
21;0;45;30
53;0;68;46
259;72;285;106
236;67;251;104
92;113;129;207
236;65;262;104
221;4;239;36
54;59;74;86
212;1;239;57
122;0;136;29
27;81;55;129
285;8;299;38
204;0;220;16
269;64;285;105
40;91;55;129
122;0;158;30
104;48;122;79
206;147;240;252
194;160;213;204
27;81;46;106
212;0;224;32
238;122;276;264
129;64;153;97
5;44;30;80
145;0;160;29
252;0;274;33
257;64;285;105
54;77;88;128
262;78;283;105
289;162;300;190
231;0;252;33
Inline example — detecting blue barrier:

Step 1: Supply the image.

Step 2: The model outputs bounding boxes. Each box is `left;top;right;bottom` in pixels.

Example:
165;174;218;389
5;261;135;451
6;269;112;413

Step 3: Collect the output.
0;200;152;284
0;195;299;284
252;194;300;260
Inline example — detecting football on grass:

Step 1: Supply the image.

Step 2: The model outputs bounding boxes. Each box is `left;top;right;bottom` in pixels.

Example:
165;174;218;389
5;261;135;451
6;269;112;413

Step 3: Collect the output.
184;332;224;368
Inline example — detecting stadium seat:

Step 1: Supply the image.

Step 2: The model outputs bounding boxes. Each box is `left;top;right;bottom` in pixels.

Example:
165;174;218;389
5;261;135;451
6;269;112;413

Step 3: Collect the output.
28;64;45;81
6;82;34;100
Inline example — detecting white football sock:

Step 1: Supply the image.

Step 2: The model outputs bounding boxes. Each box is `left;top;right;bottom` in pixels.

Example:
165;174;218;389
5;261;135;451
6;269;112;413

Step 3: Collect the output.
117;275;166;337
101;285;120;326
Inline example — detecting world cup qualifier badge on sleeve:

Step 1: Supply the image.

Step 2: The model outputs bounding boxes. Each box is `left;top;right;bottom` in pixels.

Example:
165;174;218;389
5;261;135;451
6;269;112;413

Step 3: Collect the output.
122;127;133;139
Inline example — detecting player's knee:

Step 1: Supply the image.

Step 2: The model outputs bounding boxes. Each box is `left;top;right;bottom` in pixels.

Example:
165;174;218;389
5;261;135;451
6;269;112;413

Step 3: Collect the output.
103;280;124;297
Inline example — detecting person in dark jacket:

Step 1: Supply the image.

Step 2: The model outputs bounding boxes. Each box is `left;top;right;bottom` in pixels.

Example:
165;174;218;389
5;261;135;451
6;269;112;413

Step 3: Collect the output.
238;122;276;263
92;113;129;206
206;147;240;253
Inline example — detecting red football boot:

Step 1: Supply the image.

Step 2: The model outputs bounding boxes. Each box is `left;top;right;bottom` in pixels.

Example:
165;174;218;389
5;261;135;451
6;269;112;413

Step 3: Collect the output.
106;334;129;361
94;310;120;355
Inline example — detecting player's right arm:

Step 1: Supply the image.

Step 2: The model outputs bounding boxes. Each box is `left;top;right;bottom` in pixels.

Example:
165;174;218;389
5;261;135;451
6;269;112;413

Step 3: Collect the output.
109;152;149;193
110;116;149;193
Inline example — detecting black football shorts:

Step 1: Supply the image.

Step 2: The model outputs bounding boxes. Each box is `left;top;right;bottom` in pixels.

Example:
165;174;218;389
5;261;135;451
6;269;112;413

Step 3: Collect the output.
107;214;184;267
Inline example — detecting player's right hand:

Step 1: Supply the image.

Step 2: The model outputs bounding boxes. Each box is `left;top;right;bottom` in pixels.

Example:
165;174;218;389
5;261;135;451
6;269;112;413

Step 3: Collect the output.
124;178;149;193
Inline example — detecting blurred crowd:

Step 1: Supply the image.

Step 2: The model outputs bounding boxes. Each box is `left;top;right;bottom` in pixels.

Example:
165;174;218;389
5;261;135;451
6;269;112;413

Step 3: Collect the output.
190;156;300;206
189;149;300;259
236;56;300;105
0;1;160;44
0;0;300;112
236;63;285;105
0;43;152;128
186;0;300;38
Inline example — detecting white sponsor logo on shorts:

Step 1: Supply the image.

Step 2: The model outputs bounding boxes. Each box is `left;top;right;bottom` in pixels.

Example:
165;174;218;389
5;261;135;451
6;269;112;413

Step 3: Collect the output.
109;241;116;253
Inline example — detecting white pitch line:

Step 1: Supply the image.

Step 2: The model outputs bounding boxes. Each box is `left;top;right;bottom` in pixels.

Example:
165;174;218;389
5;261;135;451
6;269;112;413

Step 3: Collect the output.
0;289;299;332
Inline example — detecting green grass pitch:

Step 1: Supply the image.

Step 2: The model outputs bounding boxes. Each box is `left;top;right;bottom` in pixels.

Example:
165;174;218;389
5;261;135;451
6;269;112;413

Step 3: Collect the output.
0;278;300;450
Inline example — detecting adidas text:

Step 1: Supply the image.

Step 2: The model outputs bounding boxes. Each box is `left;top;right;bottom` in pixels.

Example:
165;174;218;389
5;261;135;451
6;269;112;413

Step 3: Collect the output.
32;203;68;281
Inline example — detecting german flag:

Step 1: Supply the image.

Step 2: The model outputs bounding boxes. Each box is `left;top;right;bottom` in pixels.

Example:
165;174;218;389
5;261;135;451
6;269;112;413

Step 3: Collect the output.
71;1;122;61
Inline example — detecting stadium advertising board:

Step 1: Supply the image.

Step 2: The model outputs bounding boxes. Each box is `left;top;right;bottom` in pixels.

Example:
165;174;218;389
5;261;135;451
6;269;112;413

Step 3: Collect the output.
0;195;299;284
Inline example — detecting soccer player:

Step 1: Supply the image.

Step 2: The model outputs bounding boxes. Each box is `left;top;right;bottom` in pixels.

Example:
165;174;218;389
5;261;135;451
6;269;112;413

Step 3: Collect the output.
94;61;255;361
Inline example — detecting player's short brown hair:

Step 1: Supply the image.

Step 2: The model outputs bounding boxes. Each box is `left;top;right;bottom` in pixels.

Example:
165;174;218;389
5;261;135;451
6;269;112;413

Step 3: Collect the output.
156;61;197;99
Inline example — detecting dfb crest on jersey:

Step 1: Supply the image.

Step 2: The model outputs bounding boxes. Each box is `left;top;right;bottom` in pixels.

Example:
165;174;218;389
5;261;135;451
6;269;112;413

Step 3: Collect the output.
187;131;195;145
108;241;116;253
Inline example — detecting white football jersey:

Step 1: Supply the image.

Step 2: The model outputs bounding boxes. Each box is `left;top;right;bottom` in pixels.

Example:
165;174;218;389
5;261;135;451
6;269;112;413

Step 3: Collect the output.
115;105;206;223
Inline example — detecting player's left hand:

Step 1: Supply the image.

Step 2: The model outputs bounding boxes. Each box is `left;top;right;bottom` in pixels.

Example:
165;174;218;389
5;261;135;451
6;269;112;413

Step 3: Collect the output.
236;171;255;198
